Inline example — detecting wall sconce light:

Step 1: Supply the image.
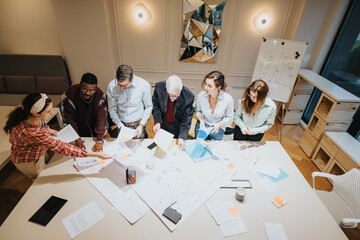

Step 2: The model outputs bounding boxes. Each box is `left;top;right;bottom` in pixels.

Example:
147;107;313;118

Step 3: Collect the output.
133;3;152;24
253;9;271;33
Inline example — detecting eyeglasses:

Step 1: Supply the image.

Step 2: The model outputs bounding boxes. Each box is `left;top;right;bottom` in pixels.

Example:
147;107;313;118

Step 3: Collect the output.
80;88;96;94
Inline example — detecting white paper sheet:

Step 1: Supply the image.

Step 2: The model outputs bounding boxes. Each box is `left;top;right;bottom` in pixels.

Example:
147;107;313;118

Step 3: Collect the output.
207;200;247;237
220;216;248;237
117;126;136;142
62;201;105;239
153;129;174;152
253;160;281;178
54;124;79;143
264;223;288;240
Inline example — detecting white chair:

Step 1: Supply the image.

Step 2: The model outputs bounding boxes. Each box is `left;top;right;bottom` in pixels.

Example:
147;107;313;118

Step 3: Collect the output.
312;168;360;228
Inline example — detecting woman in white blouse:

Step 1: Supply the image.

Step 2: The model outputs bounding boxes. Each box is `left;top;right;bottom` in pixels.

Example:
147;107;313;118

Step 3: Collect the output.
233;79;276;141
195;71;234;140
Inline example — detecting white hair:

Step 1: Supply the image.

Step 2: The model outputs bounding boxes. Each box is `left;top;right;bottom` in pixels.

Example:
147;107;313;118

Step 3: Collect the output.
166;75;183;94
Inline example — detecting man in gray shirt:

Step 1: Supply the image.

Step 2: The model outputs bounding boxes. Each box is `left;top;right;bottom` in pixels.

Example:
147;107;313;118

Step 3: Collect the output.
107;65;153;138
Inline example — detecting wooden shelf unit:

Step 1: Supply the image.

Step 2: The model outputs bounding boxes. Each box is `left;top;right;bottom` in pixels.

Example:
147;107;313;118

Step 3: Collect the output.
311;132;360;176
299;92;359;157
276;75;314;124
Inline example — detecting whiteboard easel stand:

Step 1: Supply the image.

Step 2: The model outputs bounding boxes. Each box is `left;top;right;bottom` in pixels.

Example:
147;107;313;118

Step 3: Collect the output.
280;102;285;143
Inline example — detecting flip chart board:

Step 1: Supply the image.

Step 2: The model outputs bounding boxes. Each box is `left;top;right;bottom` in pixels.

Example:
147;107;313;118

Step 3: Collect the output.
251;38;307;103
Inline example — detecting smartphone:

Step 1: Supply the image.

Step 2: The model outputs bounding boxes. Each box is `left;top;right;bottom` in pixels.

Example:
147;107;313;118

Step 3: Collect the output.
147;142;157;150
29;196;67;226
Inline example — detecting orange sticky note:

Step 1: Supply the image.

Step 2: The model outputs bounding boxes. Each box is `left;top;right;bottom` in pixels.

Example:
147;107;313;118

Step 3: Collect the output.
227;162;235;170
120;156;129;160
121;136;129;141
229;207;240;216
273;195;287;208
97;159;105;164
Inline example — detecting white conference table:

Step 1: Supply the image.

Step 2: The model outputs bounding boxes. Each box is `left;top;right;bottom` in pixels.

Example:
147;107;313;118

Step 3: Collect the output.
0;106;63;170
0;138;347;240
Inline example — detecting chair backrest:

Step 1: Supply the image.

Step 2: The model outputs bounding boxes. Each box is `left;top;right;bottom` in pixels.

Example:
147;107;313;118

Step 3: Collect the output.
333;168;360;218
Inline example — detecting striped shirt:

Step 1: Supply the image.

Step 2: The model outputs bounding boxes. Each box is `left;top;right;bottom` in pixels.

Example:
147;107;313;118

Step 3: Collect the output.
9;121;87;164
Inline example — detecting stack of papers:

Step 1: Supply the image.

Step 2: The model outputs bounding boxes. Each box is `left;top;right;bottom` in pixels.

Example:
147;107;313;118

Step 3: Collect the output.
206;200;247;237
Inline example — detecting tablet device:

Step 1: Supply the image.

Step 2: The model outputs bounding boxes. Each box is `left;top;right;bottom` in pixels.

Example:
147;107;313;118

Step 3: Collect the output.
29;196;67;226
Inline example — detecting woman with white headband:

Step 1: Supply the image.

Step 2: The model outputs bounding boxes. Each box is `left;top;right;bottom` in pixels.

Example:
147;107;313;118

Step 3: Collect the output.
3;93;110;180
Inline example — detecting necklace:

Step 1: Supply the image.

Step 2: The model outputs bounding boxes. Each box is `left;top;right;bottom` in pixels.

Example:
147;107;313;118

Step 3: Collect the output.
80;91;93;103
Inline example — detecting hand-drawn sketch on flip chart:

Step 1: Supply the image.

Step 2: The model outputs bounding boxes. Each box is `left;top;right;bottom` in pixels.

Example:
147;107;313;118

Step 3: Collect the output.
252;38;307;103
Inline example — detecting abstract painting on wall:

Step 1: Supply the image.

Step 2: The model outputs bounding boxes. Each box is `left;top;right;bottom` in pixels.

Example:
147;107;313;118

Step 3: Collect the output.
179;0;226;63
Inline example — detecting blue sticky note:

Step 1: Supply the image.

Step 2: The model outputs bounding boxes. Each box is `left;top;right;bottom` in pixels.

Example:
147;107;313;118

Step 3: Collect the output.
257;168;289;183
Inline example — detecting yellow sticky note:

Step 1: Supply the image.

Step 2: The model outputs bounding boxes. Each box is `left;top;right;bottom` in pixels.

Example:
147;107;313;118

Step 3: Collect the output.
121;136;129;141
227;162;235;170
229;207;240;216
120;156;129;160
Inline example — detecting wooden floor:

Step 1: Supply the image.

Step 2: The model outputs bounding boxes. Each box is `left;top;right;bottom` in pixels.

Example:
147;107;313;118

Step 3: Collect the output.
0;117;359;239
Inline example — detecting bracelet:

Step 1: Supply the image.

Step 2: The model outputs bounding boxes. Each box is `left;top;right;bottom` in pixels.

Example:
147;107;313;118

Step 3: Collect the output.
97;140;104;144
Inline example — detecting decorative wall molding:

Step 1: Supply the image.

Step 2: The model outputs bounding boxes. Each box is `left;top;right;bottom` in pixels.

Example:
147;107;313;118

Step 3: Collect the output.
279;0;295;39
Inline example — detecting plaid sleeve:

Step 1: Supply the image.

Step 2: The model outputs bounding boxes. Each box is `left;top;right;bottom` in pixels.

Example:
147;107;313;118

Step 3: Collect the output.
28;128;87;158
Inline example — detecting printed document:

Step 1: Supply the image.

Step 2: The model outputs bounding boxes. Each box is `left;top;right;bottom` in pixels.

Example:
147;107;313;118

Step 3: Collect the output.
62;201;105;239
54;124;79;143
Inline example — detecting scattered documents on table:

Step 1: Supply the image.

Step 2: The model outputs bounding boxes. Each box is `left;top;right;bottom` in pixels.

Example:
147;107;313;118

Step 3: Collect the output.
75;160;149;223
54;124;79;143
264;223;288;240
104;141;134;165
206;200;247;237
272;196;287;208
133;154;228;231
184;141;212;163
62;201;105;239
153;129;174;152
117;126;136;142
196;126;213;140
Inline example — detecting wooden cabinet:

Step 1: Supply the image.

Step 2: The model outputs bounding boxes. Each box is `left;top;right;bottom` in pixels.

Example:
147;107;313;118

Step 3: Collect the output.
300;92;358;157
277;75;313;124
311;132;360;175
297;70;360;158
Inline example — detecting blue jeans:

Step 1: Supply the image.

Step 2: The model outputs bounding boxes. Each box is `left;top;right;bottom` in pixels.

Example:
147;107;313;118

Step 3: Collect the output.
195;120;224;141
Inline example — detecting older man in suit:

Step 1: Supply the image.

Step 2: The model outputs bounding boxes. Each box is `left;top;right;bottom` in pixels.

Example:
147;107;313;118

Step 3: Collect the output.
152;75;194;150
